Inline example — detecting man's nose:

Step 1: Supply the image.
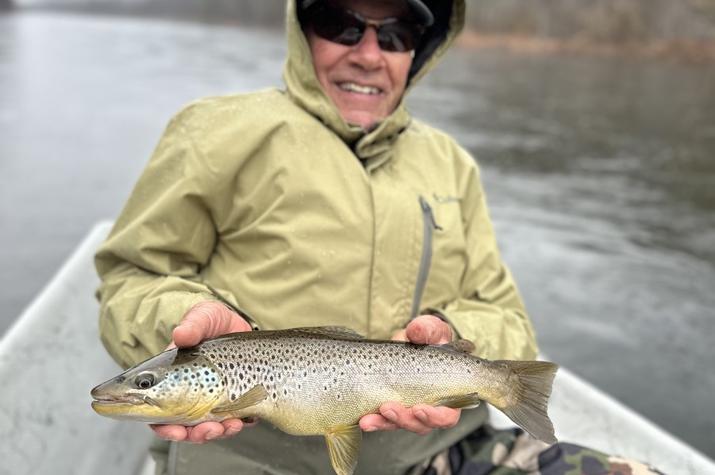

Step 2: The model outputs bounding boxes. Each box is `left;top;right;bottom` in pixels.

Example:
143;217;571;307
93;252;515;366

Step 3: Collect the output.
349;27;383;69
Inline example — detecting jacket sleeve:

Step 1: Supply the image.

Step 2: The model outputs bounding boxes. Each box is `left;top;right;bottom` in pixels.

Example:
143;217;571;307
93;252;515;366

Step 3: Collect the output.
95;111;228;369
431;147;538;361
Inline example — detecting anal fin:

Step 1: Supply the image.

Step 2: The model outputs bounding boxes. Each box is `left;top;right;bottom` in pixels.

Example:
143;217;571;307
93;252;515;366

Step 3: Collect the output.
211;384;268;415
324;424;362;475
435;392;481;409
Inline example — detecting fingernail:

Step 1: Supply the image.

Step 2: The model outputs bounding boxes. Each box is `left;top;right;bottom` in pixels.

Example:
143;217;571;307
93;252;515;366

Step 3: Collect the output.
205;431;221;440
364;426;378;432
414;409;427;422
384;410;397;421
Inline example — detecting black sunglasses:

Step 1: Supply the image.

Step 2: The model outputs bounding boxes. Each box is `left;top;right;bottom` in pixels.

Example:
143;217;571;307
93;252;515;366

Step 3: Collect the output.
304;3;426;53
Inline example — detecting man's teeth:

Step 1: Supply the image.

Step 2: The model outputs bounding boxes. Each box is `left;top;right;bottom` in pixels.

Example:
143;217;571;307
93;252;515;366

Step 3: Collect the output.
339;83;381;95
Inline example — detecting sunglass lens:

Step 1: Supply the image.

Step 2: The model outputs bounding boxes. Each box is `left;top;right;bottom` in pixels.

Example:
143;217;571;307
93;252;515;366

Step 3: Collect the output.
377;23;419;52
311;8;365;47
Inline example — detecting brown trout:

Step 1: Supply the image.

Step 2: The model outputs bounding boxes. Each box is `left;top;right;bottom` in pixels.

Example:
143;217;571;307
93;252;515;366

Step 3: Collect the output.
91;327;558;475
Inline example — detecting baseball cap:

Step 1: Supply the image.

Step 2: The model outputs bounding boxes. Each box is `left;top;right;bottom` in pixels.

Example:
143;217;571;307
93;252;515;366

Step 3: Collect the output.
301;0;434;27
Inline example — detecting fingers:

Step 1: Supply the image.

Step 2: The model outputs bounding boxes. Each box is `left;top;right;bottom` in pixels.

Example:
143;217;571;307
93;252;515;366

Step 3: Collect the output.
379;402;432;435
172;301;252;348
151;419;247;444
412;404;461;430
151;424;189;442
405;315;452;345
359;402;462;435
359;413;398;432
391;329;408;341
186;421;227;443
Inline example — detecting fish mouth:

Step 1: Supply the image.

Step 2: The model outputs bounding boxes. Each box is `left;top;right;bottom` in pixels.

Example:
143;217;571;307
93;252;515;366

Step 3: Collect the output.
91;392;160;408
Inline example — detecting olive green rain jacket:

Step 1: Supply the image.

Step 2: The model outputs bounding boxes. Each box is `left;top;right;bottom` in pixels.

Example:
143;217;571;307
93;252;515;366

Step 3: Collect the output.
95;0;538;473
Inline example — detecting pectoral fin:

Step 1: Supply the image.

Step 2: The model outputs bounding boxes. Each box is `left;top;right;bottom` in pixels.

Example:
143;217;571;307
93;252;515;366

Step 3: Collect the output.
436;392;481;409
324;424;362;475
211;384;268;415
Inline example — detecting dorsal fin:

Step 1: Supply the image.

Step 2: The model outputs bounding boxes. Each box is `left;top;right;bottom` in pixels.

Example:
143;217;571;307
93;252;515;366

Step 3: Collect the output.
440;339;476;354
293;326;365;340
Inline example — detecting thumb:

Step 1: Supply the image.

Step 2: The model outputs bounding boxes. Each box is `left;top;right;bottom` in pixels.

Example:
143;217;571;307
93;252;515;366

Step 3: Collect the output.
173;301;250;348
405;315;452;345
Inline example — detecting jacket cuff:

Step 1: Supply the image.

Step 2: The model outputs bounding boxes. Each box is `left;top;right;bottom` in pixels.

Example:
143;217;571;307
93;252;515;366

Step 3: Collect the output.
204;284;261;331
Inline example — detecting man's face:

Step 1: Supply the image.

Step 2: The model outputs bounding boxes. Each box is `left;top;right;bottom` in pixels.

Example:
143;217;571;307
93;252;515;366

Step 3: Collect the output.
305;0;415;130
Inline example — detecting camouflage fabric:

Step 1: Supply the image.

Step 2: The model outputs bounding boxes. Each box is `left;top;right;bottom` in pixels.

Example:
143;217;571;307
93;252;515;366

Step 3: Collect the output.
408;425;666;475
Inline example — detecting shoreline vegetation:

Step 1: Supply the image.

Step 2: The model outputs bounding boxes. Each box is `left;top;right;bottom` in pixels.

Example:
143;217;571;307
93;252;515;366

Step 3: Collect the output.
10;0;715;63
457;32;715;64
462;0;715;63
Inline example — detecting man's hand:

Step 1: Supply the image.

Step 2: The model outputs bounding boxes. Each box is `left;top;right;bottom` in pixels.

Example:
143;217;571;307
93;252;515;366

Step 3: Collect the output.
151;301;254;444
358;315;462;435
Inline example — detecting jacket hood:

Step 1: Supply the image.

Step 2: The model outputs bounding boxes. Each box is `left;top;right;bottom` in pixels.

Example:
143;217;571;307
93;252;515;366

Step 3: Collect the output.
282;0;465;157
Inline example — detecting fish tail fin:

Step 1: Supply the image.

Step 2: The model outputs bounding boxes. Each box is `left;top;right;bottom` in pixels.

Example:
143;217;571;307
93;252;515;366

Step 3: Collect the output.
495;360;558;444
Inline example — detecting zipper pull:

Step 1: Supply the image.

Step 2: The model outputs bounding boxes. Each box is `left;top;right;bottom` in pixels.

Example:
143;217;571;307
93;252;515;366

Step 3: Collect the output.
419;196;443;231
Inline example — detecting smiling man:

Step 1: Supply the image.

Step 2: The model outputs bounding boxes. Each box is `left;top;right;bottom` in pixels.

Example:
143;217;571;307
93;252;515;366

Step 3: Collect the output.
303;0;417;129
94;1;659;474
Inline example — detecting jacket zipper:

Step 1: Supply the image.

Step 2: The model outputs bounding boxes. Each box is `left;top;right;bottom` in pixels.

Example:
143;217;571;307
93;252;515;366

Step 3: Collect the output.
410;196;441;320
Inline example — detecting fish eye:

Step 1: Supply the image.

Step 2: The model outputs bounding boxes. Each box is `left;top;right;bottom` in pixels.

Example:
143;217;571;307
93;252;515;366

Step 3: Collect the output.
134;372;157;390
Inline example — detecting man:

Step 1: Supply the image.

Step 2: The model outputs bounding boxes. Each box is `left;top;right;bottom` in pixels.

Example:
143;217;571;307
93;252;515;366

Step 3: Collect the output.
95;0;658;473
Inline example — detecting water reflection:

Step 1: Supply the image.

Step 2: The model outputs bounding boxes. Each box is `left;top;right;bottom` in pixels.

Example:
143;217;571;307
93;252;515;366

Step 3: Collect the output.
1;10;714;459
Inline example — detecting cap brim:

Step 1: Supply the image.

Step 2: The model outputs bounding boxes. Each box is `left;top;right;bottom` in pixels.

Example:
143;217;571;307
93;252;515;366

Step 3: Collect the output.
301;0;435;27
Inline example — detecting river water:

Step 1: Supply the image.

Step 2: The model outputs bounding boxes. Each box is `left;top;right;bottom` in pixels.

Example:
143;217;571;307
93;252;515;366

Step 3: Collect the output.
1;11;714;459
